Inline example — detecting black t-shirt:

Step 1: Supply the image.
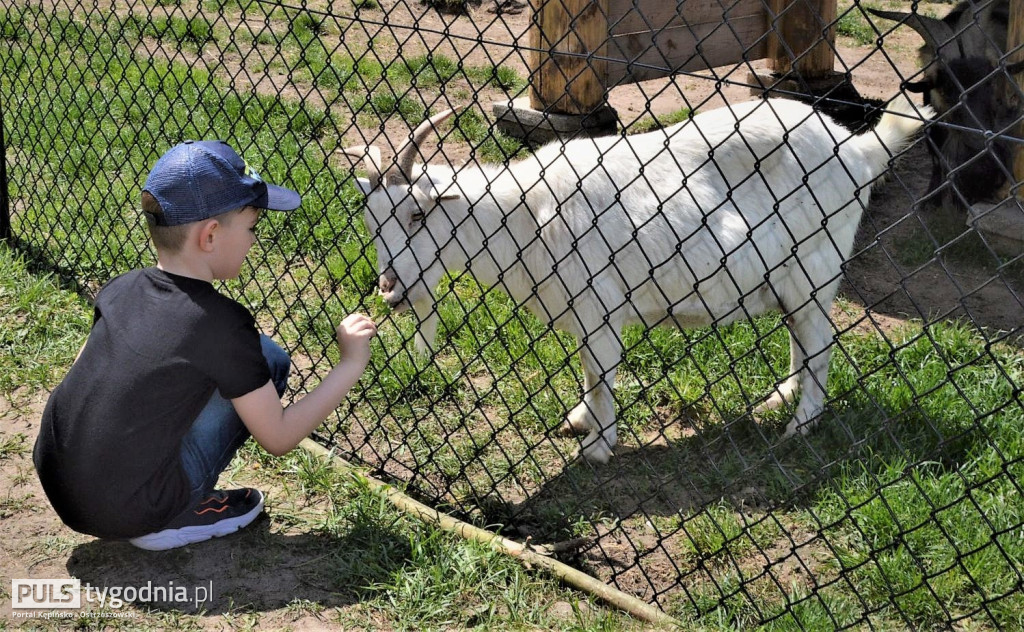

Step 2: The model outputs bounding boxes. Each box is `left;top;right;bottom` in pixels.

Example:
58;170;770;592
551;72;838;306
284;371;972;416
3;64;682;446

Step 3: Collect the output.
33;268;271;539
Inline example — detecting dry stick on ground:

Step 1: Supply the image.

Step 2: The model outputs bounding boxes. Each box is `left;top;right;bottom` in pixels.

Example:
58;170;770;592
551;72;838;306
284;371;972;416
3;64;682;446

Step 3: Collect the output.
298;438;681;627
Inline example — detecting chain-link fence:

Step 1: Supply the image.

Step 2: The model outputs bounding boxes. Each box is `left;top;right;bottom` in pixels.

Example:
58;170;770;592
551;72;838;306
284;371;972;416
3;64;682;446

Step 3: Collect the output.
3;0;1023;626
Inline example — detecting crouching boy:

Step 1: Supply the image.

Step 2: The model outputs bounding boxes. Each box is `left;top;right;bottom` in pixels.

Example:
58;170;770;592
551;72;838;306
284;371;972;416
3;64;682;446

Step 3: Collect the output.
34;140;376;551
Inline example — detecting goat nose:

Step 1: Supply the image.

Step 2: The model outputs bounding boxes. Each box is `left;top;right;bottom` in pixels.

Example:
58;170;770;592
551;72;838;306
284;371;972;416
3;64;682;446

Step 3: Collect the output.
378;270;396;294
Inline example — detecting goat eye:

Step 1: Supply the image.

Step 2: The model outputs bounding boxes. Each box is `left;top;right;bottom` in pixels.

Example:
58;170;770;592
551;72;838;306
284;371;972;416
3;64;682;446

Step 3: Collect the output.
410;211;425;223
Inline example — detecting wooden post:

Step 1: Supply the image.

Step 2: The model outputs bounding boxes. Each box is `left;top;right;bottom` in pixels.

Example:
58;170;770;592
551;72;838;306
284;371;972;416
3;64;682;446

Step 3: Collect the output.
965;0;1024;254
495;0;617;144
766;0;837;79
528;0;609;114
1010;0;1024;198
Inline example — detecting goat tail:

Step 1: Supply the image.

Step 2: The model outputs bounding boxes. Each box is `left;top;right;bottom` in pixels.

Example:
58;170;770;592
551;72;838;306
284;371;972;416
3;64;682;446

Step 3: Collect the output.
856;94;935;176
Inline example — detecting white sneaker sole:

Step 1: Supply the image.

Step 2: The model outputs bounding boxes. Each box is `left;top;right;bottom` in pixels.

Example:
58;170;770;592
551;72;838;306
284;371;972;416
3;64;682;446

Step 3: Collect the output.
129;491;264;551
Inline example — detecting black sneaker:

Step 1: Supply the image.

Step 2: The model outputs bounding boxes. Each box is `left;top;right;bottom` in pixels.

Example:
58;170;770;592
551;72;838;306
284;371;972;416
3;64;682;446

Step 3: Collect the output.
129;488;264;551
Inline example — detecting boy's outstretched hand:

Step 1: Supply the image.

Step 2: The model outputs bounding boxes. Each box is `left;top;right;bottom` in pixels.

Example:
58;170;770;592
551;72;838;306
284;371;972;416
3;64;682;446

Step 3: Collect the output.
337;313;377;367
233;312;379;457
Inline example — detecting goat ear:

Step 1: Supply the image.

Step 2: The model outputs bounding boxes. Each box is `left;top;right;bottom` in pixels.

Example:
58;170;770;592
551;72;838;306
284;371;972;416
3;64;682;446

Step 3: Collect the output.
338;145;384;193
356;177;374;196
904;80;930;93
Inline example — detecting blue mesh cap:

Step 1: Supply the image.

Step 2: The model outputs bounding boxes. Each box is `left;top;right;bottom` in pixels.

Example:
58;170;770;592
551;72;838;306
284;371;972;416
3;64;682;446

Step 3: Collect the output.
142;140;301;226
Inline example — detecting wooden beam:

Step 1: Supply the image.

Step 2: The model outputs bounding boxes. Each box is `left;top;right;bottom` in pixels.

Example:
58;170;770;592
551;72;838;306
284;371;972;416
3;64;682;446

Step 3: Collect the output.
528;0;609;114
607;0;764;37
767;0;836;78
604;13;768;85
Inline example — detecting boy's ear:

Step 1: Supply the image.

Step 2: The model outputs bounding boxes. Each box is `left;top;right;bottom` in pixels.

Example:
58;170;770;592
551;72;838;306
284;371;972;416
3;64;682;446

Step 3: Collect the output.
196;218;219;252
429;184;461;202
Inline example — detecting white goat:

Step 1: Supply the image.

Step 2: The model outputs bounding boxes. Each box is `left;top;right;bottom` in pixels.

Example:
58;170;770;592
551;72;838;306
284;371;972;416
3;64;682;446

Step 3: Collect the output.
341;96;931;464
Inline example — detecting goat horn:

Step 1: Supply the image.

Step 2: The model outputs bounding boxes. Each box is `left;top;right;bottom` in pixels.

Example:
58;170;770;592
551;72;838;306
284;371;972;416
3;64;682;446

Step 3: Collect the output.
394;108;462;183
337;145;384;190
866;8;955;54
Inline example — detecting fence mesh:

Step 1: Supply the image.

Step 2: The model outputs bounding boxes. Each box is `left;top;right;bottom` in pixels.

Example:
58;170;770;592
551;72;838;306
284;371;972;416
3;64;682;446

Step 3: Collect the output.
2;0;1023;627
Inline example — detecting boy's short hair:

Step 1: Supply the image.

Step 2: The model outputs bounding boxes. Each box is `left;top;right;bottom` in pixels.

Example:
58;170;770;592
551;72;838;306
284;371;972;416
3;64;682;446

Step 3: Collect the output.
142;191;192;252
142;192;251;253
142;140;300;227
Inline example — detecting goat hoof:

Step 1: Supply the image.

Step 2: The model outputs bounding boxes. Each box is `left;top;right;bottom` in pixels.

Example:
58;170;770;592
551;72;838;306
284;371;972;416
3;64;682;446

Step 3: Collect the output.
561;403;592;436
755;382;799;414
558;421;583;436
754;394;786;414
579;436;613;464
783;417;814;438
559;418;590;436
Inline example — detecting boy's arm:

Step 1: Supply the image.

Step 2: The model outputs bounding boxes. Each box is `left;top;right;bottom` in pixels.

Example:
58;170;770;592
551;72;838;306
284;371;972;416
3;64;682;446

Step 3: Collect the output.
231;313;377;457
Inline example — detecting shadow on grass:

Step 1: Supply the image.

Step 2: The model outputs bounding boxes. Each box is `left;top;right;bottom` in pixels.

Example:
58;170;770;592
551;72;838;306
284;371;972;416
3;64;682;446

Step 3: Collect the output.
842;143;1024;348
454;394;1017;620
65;510;410;616
6;235;104;299
477;395;993;543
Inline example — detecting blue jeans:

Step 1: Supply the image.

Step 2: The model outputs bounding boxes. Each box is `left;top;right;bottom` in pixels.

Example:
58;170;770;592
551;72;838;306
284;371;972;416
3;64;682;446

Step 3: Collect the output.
179;335;290;506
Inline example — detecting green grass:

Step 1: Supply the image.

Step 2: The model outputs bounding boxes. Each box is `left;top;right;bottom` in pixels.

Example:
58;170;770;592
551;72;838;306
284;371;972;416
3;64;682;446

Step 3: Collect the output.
664;316;1024;627
0;432;30;460
291;11;329;38
837;0;948;48
889;205;1024;283
122;14;216;51
2;2;1024;630
258;448;635;630
624;106;692;135
836;6;878;46
0;245;92;402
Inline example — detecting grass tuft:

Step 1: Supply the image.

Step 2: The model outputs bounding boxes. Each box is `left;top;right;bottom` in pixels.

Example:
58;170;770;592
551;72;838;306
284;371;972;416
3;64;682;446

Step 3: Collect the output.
0;245;92;403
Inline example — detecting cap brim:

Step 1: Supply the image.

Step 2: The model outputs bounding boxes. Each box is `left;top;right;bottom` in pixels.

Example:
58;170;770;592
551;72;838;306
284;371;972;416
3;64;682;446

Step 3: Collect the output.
257;184;302;212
